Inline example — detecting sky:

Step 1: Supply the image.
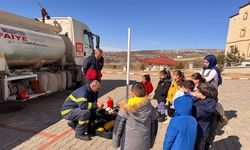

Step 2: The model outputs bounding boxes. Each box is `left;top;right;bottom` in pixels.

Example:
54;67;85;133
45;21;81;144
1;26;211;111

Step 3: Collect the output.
0;0;248;50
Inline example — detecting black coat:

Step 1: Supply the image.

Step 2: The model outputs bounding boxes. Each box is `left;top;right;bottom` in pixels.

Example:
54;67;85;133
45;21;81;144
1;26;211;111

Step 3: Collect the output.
153;78;171;103
192;98;217;138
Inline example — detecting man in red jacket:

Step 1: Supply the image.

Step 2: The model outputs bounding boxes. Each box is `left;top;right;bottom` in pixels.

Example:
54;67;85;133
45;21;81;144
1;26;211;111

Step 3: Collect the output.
82;49;104;83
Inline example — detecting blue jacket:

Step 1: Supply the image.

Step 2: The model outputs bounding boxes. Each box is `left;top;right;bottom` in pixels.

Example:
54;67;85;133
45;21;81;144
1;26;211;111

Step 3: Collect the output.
192;98;216;138
61;85;98;116
184;92;197;103
163;95;197;150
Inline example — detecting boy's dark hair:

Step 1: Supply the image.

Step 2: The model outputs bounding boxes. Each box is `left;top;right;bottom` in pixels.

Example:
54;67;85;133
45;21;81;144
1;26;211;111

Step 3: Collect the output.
160;68;171;80
191;73;205;83
176;80;185;87
183;80;195;92
173;70;185;81
197;83;218;99
131;82;146;97
143;74;151;81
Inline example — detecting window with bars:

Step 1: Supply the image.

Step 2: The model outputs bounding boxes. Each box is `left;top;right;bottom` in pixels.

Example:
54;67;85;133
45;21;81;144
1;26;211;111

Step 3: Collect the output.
243;12;248;20
240;27;246;37
248;44;250;57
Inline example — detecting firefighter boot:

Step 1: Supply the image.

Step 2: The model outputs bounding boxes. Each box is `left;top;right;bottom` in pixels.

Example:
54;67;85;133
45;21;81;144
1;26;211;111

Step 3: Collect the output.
75;121;92;141
36;80;45;93
32;80;45;94
75;133;92;141
68;120;78;130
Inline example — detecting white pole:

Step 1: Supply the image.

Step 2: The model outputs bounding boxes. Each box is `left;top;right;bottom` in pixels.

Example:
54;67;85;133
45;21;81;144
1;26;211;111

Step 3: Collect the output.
126;28;131;101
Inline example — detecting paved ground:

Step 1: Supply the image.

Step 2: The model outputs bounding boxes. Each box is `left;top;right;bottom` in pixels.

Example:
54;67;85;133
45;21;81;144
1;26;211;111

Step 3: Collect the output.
0;73;249;150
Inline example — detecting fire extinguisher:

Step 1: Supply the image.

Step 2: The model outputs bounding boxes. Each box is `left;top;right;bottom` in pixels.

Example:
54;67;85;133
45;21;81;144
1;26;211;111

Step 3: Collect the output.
107;97;113;109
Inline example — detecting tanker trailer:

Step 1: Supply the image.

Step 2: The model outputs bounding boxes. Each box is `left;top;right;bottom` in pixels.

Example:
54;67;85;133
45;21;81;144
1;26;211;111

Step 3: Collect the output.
0;11;100;102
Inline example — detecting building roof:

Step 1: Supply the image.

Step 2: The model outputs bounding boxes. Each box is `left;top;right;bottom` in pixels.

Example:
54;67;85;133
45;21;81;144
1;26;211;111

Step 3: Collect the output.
142;56;177;66
239;2;250;9
229;2;250;18
230;13;239;18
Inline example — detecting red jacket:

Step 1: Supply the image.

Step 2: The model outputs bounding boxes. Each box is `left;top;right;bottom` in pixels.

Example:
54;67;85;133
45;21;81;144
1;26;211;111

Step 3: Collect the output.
142;81;153;95
82;55;104;81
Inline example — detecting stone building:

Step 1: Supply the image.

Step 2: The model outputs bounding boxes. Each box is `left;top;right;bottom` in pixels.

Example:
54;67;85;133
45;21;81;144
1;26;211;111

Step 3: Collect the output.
226;2;250;65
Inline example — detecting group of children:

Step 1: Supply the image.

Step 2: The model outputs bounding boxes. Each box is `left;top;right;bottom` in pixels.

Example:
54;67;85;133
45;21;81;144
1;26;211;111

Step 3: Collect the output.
112;69;225;150
152;69;222;150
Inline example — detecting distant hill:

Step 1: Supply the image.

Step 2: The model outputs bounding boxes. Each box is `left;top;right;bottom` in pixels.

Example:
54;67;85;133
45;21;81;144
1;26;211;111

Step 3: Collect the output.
103;49;224;65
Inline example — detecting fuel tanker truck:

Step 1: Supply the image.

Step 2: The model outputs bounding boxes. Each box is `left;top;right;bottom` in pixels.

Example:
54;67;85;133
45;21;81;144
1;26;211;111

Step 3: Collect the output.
0;10;100;102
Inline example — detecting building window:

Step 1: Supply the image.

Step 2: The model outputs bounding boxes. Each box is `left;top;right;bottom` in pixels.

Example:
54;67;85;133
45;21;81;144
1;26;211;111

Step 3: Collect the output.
248;44;250;57
243;12;248;20
240;27;246;37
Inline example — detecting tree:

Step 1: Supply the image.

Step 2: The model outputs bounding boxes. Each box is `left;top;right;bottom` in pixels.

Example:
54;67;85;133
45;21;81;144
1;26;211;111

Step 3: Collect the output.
225;45;245;66
112;64;117;71
174;63;185;69
140;63;146;71
217;52;225;72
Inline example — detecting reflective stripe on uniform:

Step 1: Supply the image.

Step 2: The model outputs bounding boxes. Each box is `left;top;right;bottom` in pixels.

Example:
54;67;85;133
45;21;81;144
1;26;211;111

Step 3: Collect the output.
78;120;89;125
94;119;99;124
61;109;72;116
68;95;88;103
87;103;92;109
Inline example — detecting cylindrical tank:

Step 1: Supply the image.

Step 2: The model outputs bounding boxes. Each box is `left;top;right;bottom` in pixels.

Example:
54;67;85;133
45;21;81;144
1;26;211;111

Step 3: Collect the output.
0;23;65;67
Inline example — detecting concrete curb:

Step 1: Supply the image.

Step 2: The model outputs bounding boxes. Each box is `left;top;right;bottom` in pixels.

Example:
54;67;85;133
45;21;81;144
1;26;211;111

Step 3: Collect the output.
102;71;250;80
222;77;250;80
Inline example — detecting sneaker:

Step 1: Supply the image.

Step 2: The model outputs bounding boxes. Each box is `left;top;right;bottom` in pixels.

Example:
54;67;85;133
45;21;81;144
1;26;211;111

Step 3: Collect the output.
158;114;167;122
68;121;77;130
75;134;92;141
156;111;161;118
96;130;112;139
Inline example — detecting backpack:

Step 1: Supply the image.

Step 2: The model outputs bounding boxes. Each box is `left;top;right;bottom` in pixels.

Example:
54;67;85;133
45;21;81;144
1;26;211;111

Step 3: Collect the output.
207;102;228;145
216;103;228;124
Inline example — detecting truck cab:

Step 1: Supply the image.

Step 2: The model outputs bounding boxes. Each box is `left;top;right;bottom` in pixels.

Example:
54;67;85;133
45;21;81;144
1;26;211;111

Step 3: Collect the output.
43;17;100;66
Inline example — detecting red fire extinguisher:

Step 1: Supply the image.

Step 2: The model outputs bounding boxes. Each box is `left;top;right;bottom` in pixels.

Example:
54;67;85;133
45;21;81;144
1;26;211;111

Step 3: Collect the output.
107;97;113;109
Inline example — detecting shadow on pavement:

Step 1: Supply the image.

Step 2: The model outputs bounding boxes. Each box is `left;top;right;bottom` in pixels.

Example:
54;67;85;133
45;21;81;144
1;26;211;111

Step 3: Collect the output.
0;101;24;113
224;110;237;120
99;79;136;97
211;136;241;150
0;79;130;149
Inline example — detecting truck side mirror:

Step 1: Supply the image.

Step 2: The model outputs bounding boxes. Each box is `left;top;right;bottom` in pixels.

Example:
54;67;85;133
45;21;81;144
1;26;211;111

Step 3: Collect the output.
96;36;100;49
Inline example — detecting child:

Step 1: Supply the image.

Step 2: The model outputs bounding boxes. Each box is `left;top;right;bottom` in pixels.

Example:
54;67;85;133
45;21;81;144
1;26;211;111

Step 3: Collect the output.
182;80;197;103
173;80;185;101
153;69;172;122
171;80;196;116
191;73;205;91
192;83;217;150
163;95;197;150
112;82;158;150
141;74;154;95
173;80;196;107
182;80;195;93
166;70;185;116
